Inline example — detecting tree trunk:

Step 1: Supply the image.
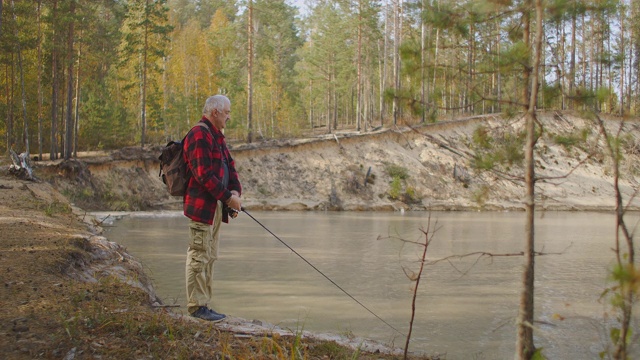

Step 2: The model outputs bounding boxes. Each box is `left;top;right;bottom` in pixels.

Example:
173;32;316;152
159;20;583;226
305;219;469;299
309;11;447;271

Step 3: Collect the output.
356;0;362;132
569;11;576;110
50;0;59;161
37;0;43;160
496;19;501;112
64;0;75;160
607;27;613;113
380;0;388;126
162;56;168;135
392;0;400;125
420;0;425;122
11;0;29;154
308;79;313;129
467;22;474;114
74;33;81;158
628;37;633;114
332;69;338;130
140;0;149;148
581;14;586;108
325;79;330;133
247;0;253;143
4;63;10;153
516;0;543;359
432;27;439;114
619;5;625;116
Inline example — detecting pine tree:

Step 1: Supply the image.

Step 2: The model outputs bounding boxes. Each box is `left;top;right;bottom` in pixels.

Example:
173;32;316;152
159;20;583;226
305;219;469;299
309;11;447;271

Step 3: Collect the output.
119;0;172;147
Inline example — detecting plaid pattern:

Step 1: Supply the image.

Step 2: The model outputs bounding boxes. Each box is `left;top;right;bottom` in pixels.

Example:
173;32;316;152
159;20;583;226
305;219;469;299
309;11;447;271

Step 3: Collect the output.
183;117;242;224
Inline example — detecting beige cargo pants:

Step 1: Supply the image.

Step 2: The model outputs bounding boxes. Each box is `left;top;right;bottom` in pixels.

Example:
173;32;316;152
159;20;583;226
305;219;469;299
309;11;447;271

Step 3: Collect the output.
186;201;222;314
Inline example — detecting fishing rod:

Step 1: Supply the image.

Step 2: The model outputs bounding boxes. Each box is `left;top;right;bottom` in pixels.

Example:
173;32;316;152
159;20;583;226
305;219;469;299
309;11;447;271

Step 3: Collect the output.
236;207;406;337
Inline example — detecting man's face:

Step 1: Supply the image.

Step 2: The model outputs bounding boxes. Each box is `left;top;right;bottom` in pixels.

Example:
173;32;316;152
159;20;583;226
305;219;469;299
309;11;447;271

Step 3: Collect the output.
211;103;231;130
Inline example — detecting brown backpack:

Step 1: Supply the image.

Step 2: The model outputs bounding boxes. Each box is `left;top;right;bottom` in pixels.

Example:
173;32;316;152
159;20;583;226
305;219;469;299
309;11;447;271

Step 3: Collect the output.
158;123;209;196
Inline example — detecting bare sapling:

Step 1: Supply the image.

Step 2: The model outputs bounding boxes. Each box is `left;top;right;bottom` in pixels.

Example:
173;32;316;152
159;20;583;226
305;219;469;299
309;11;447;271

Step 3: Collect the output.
382;212;567;360
400;213;436;360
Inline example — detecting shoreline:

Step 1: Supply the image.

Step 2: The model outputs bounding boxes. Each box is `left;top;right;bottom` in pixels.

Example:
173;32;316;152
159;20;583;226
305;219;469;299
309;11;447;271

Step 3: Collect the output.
0;173;421;359
79;203;410;355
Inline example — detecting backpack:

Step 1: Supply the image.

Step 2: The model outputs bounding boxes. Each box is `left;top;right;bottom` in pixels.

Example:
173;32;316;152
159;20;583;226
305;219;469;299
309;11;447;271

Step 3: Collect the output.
158;123;209;196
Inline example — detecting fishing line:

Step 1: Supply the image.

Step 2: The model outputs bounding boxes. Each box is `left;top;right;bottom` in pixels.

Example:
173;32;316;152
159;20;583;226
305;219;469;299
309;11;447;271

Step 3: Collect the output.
239;208;405;337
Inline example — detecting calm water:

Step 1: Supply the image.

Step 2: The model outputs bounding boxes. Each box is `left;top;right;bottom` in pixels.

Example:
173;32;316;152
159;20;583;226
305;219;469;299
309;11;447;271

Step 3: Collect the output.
100;210;637;359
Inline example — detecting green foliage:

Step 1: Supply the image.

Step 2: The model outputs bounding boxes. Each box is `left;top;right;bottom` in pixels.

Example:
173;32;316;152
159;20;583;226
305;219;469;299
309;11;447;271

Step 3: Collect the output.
43;201;72;217
501;132;526;165
3;0;637;155
80;83;134;149
472;126;493;149
531;348;548;360
541;83;563;109
472;153;497;170
570;87;601;108
498;41;530;72
610;263;637;287
387;175;420;204
472;185;490;207
502;106;520;120
388;176;403;200
596;87;613;103
609;327;633;347
422;2;469;36
552;128;589;149
618;133;640;157
471;128;525;171
405;186;417;201
553;135;579;147
600;260;639;358
308;341;356;359
118;0;172;146
384;163;409;180
606;135;626;162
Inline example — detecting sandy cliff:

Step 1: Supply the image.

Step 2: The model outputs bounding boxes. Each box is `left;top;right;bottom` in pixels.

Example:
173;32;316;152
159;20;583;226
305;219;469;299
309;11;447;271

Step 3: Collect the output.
33;111;640;213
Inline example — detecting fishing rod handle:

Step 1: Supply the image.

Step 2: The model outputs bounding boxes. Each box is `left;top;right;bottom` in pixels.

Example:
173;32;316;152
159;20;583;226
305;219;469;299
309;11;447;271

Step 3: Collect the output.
227;206;246;219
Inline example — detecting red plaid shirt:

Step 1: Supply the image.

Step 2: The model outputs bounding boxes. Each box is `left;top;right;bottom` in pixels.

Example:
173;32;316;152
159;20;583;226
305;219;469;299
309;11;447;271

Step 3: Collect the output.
183;118;242;224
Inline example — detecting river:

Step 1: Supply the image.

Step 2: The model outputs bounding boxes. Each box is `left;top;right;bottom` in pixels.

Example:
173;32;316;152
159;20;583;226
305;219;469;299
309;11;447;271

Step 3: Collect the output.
99;210;636;359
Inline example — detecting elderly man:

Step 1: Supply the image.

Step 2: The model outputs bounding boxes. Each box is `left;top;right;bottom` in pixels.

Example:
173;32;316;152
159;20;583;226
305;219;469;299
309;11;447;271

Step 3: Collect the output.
182;95;242;322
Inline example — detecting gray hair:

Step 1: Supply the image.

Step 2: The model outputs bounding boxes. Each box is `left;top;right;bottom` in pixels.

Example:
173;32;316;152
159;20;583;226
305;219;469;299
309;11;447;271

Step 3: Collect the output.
202;95;230;115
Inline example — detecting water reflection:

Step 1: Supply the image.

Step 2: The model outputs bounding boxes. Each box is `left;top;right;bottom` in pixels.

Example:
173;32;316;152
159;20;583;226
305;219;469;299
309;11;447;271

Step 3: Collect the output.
101;210;633;359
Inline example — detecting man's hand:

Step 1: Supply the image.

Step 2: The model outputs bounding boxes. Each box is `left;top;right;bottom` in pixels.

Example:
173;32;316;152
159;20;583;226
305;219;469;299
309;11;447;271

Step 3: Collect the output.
226;194;242;212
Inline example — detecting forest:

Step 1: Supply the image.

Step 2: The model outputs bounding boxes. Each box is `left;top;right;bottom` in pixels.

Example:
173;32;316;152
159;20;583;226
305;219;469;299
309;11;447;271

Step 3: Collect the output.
3;2;640;359
0;0;636;160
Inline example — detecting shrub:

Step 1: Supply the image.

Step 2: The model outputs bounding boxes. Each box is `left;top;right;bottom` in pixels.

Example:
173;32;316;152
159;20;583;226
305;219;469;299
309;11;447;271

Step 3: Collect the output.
388;176;403;200
472;125;492;149
385;163;409;180
552;128;590;149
